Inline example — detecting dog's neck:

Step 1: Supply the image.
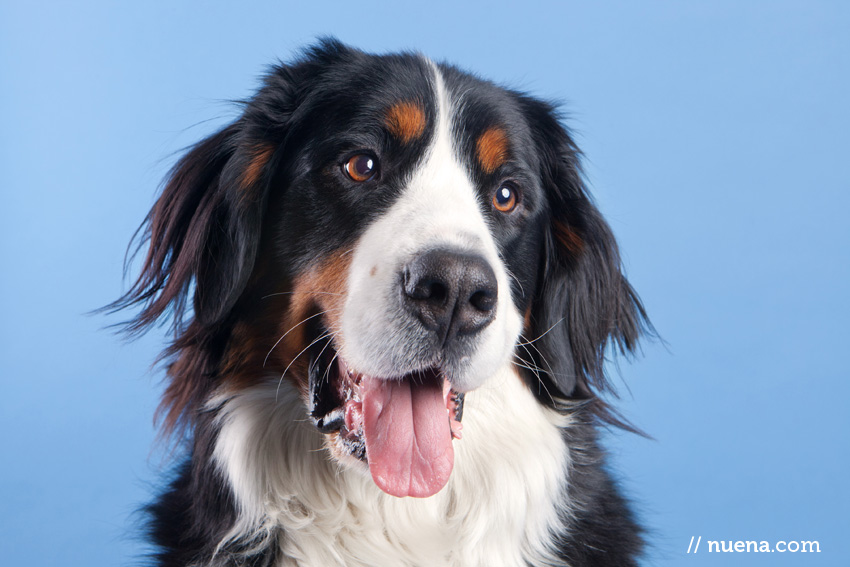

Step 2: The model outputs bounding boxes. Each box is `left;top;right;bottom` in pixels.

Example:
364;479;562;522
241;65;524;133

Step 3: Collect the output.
208;366;571;567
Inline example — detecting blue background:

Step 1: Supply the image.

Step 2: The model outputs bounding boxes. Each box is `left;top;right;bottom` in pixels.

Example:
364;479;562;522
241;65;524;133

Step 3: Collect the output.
2;1;848;565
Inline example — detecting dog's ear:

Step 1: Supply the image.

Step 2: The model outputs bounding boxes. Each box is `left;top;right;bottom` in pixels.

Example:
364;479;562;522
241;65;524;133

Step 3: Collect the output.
105;40;355;439
111;120;277;333
111;42;358;333
111;39;360;334
520;97;650;424
111;52;326;334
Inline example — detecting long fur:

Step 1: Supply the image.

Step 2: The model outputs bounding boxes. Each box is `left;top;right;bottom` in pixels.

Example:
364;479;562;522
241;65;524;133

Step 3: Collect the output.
113;39;650;567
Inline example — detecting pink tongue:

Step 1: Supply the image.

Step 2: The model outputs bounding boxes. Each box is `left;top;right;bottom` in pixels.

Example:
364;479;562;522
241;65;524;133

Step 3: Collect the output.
361;373;454;498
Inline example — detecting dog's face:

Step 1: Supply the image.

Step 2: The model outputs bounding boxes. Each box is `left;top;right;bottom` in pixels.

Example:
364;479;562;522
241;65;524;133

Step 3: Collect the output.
262;53;547;497
122;41;645;500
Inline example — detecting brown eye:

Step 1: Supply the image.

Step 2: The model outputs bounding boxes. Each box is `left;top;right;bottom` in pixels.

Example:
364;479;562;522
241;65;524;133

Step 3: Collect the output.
492;184;518;213
343;154;378;182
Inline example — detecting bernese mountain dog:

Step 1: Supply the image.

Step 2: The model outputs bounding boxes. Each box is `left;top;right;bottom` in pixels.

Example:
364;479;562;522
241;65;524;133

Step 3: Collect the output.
115;39;650;567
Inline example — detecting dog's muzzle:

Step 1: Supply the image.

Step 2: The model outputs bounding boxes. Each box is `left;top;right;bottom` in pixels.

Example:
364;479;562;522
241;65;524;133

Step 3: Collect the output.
306;248;502;498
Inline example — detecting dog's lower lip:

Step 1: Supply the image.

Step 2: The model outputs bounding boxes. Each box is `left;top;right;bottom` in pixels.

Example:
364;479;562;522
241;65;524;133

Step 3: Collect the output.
315;407;345;433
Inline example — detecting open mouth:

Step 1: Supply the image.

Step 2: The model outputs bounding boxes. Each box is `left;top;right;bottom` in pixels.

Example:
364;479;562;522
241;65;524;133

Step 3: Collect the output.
307;328;465;498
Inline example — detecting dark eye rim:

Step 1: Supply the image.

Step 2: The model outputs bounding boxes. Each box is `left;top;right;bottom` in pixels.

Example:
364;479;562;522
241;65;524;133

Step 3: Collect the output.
492;181;521;213
341;152;380;182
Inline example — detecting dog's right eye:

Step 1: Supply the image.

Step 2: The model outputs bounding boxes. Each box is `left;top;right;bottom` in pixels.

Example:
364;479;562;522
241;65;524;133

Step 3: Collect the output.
343;154;379;182
492;183;519;213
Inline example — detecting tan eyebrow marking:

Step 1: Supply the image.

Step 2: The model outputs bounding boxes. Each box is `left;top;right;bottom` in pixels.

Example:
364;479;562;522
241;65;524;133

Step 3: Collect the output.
385;101;426;143
476;127;510;174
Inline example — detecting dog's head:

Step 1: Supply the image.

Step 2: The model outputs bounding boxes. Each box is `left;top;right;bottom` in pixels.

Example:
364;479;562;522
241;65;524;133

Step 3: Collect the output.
117;40;647;498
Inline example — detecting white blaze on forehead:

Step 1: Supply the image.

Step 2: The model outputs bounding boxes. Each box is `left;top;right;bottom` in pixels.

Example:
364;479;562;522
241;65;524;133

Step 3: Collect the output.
340;62;522;390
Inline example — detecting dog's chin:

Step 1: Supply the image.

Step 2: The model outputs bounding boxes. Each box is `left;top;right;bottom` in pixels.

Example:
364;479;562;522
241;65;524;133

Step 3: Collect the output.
306;324;466;498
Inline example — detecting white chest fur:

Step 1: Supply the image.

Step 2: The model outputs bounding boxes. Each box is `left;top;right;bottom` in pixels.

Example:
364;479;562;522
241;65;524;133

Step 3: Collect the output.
210;366;570;567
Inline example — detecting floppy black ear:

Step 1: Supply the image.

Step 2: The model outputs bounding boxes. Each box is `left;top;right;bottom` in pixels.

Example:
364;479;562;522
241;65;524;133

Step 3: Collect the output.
112;112;280;333
110;40;358;334
522;98;650;423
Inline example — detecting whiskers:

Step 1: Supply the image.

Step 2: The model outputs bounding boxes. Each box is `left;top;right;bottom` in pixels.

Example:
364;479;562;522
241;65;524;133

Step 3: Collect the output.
275;328;338;402
516;317;564;347
503;267;525;298
263;311;327;368
261;291;345;300
320;349;341;392
513;318;564;406
258;302;343;402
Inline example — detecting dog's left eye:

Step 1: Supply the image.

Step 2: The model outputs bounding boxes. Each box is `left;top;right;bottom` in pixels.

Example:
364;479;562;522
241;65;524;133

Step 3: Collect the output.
492;184;519;213
343;154;379;182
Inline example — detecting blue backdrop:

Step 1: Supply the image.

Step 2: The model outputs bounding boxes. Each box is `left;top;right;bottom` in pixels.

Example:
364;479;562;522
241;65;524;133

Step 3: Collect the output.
1;1;848;565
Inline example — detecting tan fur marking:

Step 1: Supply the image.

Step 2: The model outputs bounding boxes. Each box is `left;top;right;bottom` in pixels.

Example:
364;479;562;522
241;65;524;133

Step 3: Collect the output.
278;251;352;387
241;143;275;190
553;220;584;256
385;101;426;143
218;250;351;394
476;127;509;174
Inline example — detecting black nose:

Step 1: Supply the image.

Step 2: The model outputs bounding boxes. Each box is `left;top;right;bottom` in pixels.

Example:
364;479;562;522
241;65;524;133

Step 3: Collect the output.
402;249;498;343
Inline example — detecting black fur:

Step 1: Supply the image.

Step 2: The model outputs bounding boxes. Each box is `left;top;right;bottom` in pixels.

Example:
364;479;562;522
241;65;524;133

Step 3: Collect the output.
520;93;649;429
114;39;650;566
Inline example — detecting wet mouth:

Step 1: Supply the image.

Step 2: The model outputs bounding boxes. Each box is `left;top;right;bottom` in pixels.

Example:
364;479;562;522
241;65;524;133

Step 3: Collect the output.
307;330;464;498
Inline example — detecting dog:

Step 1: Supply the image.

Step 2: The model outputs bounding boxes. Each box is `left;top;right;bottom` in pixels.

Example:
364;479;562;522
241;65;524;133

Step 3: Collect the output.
115;39;650;566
